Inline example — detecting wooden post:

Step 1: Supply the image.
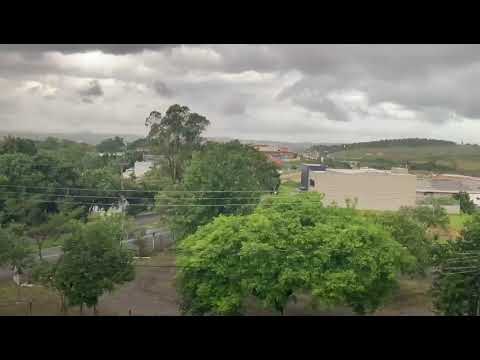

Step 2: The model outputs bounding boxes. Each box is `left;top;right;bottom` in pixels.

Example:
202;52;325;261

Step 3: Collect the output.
29;301;33;316
128;309;132;316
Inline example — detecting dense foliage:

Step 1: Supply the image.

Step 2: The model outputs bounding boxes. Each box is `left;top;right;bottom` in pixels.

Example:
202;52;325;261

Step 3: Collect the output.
432;214;480;315
156;140;280;239
33;215;135;312
454;191;476;214
375;212;431;275
96;136;126;154
177;193;412;315
398;204;449;229
0;225;34;275
0;136;38;156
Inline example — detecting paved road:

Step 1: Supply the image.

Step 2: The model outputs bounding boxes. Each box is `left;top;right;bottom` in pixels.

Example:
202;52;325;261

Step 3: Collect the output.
134;213;161;226
0;267;12;282
0;246;62;282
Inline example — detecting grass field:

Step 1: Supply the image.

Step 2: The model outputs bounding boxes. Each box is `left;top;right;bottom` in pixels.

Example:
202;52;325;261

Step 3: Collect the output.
449;213;472;232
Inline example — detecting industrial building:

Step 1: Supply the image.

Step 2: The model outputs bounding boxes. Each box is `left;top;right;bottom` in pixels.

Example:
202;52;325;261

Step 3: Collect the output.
305;166;416;211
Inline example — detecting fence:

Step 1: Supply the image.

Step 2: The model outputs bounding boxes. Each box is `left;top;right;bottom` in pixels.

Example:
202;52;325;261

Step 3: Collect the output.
124;230;174;256
0;299;141;316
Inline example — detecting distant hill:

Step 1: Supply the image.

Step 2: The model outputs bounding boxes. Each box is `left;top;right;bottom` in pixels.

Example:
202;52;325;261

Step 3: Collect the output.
206;137;334;153
305;138;480;176
0;131;143;145
345;138;457;148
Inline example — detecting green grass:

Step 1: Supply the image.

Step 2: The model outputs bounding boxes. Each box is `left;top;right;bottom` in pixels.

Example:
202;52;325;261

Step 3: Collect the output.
449;213;472;232
0;280;63;316
278;181;300;194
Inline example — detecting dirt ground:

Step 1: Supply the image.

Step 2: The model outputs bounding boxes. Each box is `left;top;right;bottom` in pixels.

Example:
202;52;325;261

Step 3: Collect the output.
0;250;434;316
97;252;179;316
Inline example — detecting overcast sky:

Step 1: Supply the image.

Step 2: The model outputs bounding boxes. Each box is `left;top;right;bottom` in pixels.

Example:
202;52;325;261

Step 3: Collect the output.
2;44;480;143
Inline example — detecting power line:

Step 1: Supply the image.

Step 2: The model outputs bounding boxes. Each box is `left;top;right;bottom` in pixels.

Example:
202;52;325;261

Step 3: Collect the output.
0;184;276;194
0;197;325;207
0;190;298;201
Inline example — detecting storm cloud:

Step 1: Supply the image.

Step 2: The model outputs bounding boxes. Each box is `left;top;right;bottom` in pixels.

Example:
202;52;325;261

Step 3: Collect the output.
3;44;480;143
152;81;173;97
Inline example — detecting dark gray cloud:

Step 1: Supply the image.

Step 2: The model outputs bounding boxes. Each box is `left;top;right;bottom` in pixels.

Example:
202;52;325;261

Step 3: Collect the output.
0;44;178;55
78;80;103;98
152;81;173;97
222;99;247;116
3;44;480;142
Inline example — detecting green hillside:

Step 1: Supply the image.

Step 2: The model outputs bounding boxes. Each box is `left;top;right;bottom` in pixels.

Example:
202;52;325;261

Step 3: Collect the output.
307;138;480;176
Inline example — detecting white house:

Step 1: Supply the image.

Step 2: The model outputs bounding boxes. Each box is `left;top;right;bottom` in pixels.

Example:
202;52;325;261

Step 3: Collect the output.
90;198;129;216
123;160;154;179
469;193;480;207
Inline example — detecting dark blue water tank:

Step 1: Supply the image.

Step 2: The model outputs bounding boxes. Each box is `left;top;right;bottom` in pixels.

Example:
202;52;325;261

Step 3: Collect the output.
300;164;327;190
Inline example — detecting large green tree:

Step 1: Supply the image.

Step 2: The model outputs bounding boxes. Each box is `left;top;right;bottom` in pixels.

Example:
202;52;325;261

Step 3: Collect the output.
145;104;210;183
177;193;412;315
156;140;280;239
35;215;135;313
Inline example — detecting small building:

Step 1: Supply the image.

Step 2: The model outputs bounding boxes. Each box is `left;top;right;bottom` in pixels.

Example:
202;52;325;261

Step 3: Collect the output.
300;164;328;190
123;160;154;179
469;193;480;207
308;167;416;211
99;152;124;157
253;144;298;163
90;198;129;216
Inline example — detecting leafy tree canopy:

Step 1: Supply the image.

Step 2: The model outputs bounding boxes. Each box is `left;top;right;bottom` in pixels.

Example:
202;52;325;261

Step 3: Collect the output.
0;136;37;156
156;140;280;239
0;225;34;275
177;193;412;315
454;191;476;215
38;215;135;311
375;211;431;276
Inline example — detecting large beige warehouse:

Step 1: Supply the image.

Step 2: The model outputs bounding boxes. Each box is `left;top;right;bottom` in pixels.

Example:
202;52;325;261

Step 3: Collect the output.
308;167;416;211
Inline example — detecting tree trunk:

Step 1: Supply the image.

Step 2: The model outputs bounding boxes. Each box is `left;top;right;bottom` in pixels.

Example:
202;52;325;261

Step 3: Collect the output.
80;303;83;315
60;294;66;315
36;239;43;261
93;304;98;315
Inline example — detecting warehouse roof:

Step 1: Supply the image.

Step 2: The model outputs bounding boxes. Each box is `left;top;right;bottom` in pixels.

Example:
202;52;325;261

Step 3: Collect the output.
311;168;411;175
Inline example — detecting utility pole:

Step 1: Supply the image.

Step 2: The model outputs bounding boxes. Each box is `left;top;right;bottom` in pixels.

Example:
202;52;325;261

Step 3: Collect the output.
119;142;129;248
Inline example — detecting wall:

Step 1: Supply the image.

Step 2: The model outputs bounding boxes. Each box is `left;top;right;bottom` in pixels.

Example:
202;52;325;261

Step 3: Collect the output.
309;171;416;210
134;161;154;178
469;193;480;206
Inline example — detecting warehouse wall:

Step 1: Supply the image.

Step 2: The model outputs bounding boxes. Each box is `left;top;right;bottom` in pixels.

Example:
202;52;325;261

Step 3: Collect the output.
309;172;416;210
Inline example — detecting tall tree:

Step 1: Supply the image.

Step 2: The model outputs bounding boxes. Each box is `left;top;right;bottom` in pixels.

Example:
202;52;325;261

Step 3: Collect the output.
156;140;280;239
145;104;210;183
